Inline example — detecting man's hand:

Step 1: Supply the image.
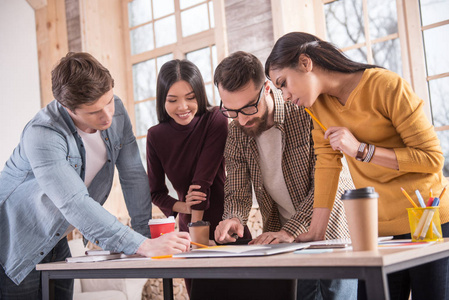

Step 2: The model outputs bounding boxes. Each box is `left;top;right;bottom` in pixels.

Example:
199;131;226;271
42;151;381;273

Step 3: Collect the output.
295;207;331;242
136;232;190;257
214;218;244;244
249;230;294;245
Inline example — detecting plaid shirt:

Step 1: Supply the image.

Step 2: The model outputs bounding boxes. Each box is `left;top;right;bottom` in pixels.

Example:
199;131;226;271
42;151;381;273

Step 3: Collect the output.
223;89;353;239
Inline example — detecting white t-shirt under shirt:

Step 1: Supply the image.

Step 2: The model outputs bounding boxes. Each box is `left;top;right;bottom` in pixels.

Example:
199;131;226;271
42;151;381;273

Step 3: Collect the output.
76;128;108;187
63;128;107;239
255;126;295;226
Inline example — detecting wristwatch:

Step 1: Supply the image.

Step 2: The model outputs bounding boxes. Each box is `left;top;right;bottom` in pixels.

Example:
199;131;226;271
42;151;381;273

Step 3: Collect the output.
355;143;367;161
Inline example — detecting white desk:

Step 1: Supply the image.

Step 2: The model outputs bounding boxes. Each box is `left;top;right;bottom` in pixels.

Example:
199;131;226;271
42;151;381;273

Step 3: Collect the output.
37;239;449;300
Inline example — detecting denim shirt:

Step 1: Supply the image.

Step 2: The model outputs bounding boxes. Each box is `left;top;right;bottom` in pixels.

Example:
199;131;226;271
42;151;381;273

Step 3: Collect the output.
0;96;152;285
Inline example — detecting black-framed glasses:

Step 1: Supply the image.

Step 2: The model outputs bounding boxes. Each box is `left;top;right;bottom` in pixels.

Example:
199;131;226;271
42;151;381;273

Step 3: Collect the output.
219;85;264;119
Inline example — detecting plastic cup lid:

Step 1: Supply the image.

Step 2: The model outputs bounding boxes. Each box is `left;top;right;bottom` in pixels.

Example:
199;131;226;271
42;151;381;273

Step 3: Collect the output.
188;220;211;227
148;216;175;225
341;187;379;200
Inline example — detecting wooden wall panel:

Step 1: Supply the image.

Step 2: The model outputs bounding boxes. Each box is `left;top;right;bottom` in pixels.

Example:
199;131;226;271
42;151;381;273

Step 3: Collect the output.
79;0;129;112
224;0;274;64
65;0;81;52
34;0;69;106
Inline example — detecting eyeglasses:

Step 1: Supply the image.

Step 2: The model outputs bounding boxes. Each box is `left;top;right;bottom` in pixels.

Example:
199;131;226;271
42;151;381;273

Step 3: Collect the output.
220;85;264;119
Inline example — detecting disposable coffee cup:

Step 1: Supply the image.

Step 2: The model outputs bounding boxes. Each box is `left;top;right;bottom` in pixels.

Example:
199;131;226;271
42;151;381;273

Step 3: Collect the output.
148;216;175;238
188;220;210;248
341;187;379;251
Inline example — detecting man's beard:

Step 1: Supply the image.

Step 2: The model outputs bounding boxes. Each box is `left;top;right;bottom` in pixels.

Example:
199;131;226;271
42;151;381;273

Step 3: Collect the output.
235;107;269;137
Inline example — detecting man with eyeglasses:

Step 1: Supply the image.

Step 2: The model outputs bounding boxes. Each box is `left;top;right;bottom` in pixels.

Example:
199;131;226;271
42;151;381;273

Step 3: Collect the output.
213;51;357;300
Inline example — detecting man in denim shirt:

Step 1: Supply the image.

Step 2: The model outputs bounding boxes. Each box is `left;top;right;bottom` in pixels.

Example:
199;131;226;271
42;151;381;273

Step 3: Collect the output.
0;52;190;299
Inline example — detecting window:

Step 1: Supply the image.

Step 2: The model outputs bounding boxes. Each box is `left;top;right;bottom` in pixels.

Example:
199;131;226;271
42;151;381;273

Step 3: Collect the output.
319;0;448;176
124;0;225;168
419;0;449;176
324;0;402;75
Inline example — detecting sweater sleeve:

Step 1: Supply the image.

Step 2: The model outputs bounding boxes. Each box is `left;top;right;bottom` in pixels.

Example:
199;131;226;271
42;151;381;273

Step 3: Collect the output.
190;110;228;211
311;120;344;209
222;124;253;225
146;129;178;218
386;77;444;173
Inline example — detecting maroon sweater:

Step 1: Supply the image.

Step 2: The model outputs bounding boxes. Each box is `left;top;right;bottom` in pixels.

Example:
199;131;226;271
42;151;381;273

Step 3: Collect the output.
147;107;242;240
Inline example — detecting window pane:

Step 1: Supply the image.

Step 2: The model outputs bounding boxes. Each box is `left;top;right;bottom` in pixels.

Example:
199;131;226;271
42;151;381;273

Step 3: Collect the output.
343;47;367;64
372;38;402;76
132;59;156;101
180;0;204;10
153;0;174;19
135;100;158;137
324;0;365;49
156;53;174;73
181;4;209;37
154;15;177;47
128;0;152;27
368;0;398;39
420;0;449;26
436;130;449;177
186;47;211;82
423;25;449;77
136;137;147;170
205;83;214;106
214;85;220;107
209;1;215;28
130;23;154;55
212;45;217;68
429;77;449;127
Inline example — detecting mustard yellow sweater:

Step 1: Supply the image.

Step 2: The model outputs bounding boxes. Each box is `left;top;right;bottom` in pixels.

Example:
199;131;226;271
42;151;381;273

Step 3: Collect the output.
310;68;449;236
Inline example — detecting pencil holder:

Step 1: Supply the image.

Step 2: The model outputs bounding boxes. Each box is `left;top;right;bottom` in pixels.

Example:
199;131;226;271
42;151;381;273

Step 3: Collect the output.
407;207;443;242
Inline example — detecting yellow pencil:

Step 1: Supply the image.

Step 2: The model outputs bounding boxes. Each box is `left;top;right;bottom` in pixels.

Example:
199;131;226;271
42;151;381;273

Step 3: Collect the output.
151;255;173;259
304;108;327;132
430;189;433;198
401;187;418;208
439;185;447;199
190;241;209;248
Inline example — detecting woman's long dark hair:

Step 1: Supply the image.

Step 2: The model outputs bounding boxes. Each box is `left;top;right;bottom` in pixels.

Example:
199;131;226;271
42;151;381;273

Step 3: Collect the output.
265;32;379;79
156;59;210;123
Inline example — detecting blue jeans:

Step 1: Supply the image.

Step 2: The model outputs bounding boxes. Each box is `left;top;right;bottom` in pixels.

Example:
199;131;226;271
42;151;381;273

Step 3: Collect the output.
358;222;449;300
0;238;73;300
297;279;358;300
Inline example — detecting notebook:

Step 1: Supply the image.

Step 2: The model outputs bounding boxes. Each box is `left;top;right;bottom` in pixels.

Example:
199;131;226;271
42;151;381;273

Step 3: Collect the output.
173;243;308;258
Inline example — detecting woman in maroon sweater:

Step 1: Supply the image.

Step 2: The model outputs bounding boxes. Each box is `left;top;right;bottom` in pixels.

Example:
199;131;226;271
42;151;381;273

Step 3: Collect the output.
147;59;252;241
147;61;252;293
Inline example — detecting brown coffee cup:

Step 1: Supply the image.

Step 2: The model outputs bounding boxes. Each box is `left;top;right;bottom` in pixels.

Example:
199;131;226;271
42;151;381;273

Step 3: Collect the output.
188;220;210;248
341;187;379;251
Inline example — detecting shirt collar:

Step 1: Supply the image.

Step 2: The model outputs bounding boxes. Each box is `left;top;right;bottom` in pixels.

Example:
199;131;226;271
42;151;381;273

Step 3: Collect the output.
57;101;78;135
271;88;285;128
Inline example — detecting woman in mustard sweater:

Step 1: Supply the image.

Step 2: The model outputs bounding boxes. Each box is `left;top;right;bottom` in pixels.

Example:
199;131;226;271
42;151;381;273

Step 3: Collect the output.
265;32;449;300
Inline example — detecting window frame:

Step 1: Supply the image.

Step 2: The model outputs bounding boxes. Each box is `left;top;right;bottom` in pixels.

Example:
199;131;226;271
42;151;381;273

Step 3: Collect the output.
122;0;227;138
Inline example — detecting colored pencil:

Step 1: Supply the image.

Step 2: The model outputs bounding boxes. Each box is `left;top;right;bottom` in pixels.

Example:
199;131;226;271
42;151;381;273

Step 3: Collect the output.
191;241;209;248
401;188;418;208
439;185;447;199
304;108;327;132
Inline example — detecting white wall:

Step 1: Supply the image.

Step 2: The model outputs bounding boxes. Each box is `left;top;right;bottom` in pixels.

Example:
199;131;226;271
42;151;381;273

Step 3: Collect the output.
0;0;41;167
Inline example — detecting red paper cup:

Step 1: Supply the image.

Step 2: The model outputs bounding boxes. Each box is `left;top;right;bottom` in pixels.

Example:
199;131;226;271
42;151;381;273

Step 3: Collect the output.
148;216;175;238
